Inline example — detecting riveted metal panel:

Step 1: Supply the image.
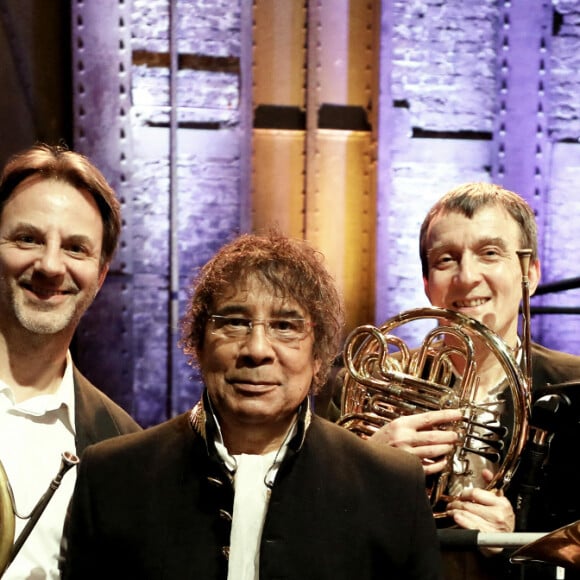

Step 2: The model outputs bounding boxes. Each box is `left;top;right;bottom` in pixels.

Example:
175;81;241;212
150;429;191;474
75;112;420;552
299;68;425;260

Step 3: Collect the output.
375;0;395;326
491;0;552;251
306;130;376;332
251;0;308;236
305;0;379;334
253;0;307;107
252;130;306;237
313;0;377;109
71;0;135;413
490;0;553;347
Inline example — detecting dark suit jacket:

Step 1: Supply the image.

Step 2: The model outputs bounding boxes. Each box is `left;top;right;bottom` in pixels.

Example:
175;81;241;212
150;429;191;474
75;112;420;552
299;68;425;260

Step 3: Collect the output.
63;395;442;580
511;343;580;531
440;343;580;580
72;365;141;455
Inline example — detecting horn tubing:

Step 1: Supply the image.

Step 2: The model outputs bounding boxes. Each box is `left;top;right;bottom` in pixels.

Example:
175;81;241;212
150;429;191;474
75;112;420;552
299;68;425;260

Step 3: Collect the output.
516;248;533;400
8;451;79;565
0;461;15;577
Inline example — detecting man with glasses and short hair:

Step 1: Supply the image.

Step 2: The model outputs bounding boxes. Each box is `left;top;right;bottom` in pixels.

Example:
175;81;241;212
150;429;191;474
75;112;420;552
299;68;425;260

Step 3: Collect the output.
63;231;442;580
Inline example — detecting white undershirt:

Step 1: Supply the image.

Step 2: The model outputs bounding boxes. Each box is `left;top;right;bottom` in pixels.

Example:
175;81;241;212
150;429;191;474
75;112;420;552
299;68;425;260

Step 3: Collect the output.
227;451;278;580
213;416;294;580
0;352;77;580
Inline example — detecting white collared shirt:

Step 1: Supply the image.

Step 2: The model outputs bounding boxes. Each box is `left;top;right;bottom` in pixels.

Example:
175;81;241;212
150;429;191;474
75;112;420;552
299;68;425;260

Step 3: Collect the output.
0;352;77;579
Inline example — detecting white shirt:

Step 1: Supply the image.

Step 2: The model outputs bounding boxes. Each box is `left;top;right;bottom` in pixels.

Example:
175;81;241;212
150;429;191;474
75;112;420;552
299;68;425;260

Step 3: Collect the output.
227;451;278;580
213;416;294;580
0;352;77;579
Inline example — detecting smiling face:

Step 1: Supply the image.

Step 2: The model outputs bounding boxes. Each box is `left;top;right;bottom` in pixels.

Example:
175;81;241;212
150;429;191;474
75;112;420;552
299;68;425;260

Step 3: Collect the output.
198;275;320;452
423;205;540;348
0;177;107;339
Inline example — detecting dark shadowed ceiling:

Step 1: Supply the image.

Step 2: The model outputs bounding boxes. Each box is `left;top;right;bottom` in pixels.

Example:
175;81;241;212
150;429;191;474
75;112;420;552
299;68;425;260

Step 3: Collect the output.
0;0;72;168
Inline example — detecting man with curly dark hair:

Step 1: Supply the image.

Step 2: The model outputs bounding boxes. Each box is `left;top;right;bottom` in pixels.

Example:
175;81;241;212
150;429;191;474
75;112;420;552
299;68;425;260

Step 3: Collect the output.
63;231;442;580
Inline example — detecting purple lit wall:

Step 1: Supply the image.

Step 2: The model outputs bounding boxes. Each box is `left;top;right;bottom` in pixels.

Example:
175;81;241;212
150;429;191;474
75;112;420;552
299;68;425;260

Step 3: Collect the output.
73;0;243;426
377;0;580;353
69;0;580;427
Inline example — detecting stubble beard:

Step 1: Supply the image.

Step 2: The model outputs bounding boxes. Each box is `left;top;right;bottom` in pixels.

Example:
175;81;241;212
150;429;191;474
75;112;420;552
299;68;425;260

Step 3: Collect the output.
2;278;95;337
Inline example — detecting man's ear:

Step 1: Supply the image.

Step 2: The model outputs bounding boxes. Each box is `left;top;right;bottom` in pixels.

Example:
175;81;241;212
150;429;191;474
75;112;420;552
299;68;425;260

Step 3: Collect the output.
423;276;431;302
528;259;541;296
96;263;110;294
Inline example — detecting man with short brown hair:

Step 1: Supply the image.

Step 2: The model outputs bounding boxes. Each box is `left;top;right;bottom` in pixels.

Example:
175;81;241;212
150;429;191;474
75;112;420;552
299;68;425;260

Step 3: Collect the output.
0;144;141;578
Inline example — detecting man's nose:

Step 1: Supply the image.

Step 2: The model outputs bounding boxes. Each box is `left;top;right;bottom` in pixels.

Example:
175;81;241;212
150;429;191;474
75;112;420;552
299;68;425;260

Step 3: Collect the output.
455;256;481;285
240;322;276;360
35;244;66;276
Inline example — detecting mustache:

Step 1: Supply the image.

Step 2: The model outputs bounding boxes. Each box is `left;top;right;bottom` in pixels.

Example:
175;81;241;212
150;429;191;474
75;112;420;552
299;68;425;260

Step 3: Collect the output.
19;274;79;295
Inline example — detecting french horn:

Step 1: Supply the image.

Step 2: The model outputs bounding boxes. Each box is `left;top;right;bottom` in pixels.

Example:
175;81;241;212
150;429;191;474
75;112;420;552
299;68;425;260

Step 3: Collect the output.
338;250;534;517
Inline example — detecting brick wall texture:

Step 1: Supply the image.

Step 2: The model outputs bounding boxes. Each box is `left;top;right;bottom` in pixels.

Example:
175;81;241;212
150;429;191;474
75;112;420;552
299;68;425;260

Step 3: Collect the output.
383;0;580;356
128;0;242;424
84;0;580;425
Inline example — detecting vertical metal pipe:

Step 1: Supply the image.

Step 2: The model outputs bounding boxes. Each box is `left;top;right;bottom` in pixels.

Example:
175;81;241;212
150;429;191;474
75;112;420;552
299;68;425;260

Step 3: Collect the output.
239;0;253;233
304;0;319;238
375;0;394;326
167;0;179;418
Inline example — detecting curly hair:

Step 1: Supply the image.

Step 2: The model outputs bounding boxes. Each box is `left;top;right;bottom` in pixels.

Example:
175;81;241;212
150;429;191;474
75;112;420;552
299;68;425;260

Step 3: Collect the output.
0;143;121;267
181;232;344;392
419;182;538;278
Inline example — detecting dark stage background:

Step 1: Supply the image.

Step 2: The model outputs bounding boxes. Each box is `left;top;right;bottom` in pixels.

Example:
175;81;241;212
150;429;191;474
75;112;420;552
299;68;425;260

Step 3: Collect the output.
1;0;580;427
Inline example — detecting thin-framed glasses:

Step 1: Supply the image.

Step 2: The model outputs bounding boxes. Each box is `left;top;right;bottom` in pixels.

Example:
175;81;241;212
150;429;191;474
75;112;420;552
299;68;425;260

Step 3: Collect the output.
209;314;313;343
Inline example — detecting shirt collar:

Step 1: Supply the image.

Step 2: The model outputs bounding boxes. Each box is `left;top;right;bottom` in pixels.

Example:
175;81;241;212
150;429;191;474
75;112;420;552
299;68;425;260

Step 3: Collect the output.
0;351;76;435
190;389;312;459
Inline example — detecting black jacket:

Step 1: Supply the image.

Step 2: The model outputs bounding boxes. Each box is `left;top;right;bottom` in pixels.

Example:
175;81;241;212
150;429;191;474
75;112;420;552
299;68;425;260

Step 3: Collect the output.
63;392;442;580
73;365;142;455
